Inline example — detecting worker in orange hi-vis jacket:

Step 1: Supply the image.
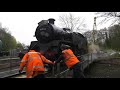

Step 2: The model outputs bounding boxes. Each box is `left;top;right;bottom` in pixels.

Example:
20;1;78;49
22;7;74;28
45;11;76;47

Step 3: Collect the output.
55;44;85;78
19;46;54;78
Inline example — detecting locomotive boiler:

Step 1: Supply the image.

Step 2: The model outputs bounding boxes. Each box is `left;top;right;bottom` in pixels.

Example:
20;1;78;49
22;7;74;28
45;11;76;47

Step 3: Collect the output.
29;18;88;61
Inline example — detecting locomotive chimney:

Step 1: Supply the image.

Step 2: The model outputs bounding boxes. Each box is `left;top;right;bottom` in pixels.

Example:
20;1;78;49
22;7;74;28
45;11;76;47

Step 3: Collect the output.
48;18;55;24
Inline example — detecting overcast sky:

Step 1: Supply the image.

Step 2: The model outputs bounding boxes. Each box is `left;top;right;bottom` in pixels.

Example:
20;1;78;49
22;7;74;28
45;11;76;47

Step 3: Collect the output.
0;12;111;46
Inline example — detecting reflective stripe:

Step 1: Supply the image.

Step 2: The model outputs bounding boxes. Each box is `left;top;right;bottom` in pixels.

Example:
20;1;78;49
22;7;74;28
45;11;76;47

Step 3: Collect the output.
27;56;41;63
28;52;40;55
33;66;44;69
48;60;51;62
26;66;43;77
47;60;52;64
32;56;41;59
28;51;41;62
21;60;27;63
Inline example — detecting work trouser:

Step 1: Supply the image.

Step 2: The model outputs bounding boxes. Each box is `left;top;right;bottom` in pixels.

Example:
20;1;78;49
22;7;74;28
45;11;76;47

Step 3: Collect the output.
33;71;45;78
72;62;85;78
33;74;45;78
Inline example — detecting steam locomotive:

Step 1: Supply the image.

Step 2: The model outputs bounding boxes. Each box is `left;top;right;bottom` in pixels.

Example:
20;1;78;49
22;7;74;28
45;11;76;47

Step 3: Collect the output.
29;18;88;62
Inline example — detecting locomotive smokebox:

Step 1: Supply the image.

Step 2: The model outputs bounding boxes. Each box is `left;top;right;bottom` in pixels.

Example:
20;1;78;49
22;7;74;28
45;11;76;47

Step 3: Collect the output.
48;18;55;24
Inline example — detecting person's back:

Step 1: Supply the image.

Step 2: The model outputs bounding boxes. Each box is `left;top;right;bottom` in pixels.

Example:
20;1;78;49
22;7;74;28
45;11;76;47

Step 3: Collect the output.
19;47;54;78
55;44;85;78
26;50;45;78
27;50;44;71
62;49;79;69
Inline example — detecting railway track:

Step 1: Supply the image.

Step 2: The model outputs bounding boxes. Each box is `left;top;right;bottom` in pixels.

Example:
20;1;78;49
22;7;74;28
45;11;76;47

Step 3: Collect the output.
0;52;109;78
10;68;72;78
0;68;21;78
0;57;21;78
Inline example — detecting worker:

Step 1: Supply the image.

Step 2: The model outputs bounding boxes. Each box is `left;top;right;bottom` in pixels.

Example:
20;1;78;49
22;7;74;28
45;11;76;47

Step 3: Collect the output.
55;44;85;78
18;47;29;59
19;46;54;78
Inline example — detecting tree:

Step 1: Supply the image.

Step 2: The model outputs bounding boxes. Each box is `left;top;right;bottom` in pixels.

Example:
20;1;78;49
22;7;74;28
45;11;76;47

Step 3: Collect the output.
107;24;120;51
0;40;2;51
16;42;24;51
0;26;17;51
59;13;86;32
84;28;110;49
0;23;28;52
95;12;120;26
83;31;92;44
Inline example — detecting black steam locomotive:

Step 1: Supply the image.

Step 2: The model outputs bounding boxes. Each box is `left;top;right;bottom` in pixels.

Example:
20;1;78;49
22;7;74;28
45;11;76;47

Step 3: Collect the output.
29;18;88;62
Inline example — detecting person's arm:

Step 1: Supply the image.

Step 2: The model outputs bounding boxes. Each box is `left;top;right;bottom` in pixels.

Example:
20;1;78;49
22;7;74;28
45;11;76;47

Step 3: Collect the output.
55;54;64;64
19;53;28;71
40;55;54;64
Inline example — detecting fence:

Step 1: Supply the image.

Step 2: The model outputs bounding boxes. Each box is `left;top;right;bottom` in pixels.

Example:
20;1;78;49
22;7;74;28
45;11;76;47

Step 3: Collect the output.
0;57;21;78
9;49;19;57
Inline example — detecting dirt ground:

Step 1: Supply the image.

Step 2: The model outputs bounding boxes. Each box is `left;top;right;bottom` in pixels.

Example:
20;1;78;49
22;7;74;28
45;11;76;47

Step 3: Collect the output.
84;58;120;78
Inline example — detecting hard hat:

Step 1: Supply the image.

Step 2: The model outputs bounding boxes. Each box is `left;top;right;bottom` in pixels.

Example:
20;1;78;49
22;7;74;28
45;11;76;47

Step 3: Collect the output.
60;44;71;50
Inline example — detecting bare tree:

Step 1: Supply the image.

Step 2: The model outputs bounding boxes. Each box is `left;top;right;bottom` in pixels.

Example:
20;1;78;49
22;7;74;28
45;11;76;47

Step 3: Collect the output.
59;13;86;32
95;12;120;26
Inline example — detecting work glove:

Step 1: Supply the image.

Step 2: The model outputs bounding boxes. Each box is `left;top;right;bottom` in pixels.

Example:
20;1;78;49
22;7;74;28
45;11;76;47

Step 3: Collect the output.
19;70;22;74
54;61;57;65
51;61;55;65
54;61;56;64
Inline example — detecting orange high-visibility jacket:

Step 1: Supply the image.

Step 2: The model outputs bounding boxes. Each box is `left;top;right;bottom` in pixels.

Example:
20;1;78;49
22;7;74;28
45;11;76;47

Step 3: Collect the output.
62;49;80;68
19;50;53;78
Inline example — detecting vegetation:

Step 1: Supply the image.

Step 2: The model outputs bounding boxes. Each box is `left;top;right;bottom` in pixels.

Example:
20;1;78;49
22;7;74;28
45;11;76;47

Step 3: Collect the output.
58;12;120;52
58;13;86;32
95;12;120;26
107;25;120;51
84;24;120;52
84;12;120;51
0;25;25;52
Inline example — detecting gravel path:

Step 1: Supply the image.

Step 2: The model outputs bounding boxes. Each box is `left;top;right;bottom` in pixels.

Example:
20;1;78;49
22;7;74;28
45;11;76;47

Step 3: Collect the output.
84;58;120;78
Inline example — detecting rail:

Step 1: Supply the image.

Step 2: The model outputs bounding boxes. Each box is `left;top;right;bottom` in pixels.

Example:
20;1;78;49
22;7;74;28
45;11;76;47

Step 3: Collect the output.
0;69;25;78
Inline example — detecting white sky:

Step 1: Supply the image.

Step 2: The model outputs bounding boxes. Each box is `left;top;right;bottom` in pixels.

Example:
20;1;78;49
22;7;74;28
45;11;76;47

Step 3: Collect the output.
0;12;111;46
